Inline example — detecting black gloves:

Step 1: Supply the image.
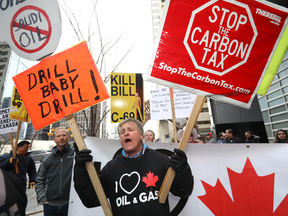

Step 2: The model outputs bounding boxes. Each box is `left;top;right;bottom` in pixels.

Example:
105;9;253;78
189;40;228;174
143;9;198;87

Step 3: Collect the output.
75;149;93;167
169;148;187;172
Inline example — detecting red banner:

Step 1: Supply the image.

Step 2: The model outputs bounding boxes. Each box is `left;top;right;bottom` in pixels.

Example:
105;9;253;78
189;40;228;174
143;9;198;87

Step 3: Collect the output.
146;0;288;108
13;41;110;130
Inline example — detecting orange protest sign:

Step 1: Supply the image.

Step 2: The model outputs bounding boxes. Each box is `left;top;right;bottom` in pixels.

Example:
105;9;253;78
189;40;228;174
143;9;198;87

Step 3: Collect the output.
13;41;110;130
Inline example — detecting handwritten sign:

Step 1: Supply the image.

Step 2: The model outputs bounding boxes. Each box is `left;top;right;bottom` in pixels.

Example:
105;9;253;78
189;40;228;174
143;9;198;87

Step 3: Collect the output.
13;41;110;130
0;0;61;61
150;87;196;120
9;86;30;122
0;108;24;135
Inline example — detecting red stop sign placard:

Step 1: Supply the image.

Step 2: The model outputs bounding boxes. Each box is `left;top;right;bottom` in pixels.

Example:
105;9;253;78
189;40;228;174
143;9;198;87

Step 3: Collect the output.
184;0;257;75
147;0;288;108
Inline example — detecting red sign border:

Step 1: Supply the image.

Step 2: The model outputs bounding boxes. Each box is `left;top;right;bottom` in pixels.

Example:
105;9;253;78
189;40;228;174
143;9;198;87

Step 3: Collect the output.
10;5;52;54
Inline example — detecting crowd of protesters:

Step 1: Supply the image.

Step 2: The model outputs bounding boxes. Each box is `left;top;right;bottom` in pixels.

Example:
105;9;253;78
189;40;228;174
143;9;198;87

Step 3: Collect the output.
1;122;287;215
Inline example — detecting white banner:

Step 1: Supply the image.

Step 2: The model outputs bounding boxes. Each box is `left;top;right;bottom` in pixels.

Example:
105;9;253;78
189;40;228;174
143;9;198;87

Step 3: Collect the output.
0;108;24;134
69;137;288;215
150;87;196;120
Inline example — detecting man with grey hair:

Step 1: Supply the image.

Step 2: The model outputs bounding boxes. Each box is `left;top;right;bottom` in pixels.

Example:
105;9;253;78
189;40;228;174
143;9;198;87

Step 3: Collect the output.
36;127;75;216
74;118;194;215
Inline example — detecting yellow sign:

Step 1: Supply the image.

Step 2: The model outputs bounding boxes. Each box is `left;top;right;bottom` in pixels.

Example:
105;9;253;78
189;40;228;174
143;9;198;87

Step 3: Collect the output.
9;86;30;122
110;73;144;123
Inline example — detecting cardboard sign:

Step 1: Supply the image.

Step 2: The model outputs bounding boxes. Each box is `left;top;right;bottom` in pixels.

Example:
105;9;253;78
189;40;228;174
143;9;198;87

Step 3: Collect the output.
0;108;24;135
0;0;61;61
150;87;197;120
13;41;110;130
9;86;30;122
110;73;144;123
146;0;288;109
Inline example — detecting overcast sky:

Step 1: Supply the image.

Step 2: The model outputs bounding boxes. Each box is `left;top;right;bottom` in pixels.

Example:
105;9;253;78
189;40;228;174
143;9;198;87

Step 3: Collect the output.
4;0;159;137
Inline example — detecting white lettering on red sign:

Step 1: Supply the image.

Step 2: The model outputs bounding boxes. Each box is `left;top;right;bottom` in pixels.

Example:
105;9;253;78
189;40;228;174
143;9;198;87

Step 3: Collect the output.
183;0;258;76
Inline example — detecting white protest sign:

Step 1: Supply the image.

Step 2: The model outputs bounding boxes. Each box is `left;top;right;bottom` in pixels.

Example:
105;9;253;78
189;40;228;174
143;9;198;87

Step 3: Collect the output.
150;87;197;120
69;137;288;216
0;107;24;134
0;0;61;61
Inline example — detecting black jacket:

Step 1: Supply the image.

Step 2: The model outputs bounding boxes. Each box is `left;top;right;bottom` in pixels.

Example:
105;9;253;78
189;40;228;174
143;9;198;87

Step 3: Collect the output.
223;136;244;143
74;148;193;216
245;135;260;143
35;144;74;206
0;151;36;191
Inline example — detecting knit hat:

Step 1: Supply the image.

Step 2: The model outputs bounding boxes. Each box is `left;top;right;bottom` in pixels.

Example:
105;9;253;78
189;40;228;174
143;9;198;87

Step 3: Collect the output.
177;128;198;142
206;132;212;137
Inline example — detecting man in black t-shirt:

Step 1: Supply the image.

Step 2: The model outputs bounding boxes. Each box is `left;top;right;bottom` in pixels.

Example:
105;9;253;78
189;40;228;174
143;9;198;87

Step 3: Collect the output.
74;118;194;216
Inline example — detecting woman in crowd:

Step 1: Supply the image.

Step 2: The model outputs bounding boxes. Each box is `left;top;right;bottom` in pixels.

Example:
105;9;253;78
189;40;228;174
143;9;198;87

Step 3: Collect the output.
273;129;288;143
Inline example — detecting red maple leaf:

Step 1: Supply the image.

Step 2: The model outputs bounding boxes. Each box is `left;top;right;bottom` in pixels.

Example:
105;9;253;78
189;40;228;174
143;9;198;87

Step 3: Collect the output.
142;171;159;188
198;157;288;216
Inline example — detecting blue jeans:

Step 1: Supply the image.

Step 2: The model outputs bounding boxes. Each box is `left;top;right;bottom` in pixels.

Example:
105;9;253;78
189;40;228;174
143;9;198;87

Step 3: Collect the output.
43;203;69;216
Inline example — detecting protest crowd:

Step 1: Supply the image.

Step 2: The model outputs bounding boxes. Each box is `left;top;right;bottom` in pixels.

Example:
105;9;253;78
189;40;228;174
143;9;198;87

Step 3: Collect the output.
1;120;287;215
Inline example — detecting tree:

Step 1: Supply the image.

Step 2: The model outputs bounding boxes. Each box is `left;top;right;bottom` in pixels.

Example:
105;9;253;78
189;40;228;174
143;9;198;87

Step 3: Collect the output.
59;0;134;137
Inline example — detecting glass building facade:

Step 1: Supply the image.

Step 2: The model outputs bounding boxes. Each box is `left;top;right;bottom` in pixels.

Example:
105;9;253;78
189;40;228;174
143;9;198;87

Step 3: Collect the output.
258;51;288;142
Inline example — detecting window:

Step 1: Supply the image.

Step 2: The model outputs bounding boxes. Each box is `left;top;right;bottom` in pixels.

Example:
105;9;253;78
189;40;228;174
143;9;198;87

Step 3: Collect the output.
283;86;288;94
267;82;280;93
261;111;270;123
0;51;8;55
165;135;170;142
271;113;288;122
0;65;5;70
201;108;209;112
268;97;284;107
280;77;288;86
265;125;273;137
269;105;287;114
272;122;288;129
0;58;7;62
278;59;288;71
258;97;268;109
267;90;282;100
278;68;288;79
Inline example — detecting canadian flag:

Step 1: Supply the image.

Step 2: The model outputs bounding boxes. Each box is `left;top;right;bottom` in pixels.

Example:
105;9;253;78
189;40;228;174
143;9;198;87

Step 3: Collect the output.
185;144;288;216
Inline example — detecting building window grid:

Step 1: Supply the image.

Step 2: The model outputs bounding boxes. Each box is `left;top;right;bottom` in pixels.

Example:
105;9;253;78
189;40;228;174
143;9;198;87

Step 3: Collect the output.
258;52;288;142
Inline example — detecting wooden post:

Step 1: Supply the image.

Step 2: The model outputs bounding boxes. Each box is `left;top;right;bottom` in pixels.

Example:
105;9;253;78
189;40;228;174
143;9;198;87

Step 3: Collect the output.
158;95;206;203
9;133;19;173
15;121;22;148
65;115;113;216
169;88;178;143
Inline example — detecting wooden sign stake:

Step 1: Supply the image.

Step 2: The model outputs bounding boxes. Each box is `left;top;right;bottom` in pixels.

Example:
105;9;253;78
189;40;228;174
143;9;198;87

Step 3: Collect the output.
9;132;19;173
169;88;178;143
158;95;206;203
65;115;113;216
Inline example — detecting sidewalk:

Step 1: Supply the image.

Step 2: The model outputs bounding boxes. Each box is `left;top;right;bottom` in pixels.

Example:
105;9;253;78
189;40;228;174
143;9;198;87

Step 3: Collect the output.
26;187;43;216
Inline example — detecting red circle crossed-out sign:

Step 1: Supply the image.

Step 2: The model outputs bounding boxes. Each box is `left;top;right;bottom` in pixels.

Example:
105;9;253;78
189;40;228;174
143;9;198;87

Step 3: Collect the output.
10;5;52;53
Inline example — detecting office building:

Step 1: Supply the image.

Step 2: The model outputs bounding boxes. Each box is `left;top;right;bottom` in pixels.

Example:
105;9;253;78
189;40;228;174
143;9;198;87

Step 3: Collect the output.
1;97;11;109
0;42;12;107
258;51;288;142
